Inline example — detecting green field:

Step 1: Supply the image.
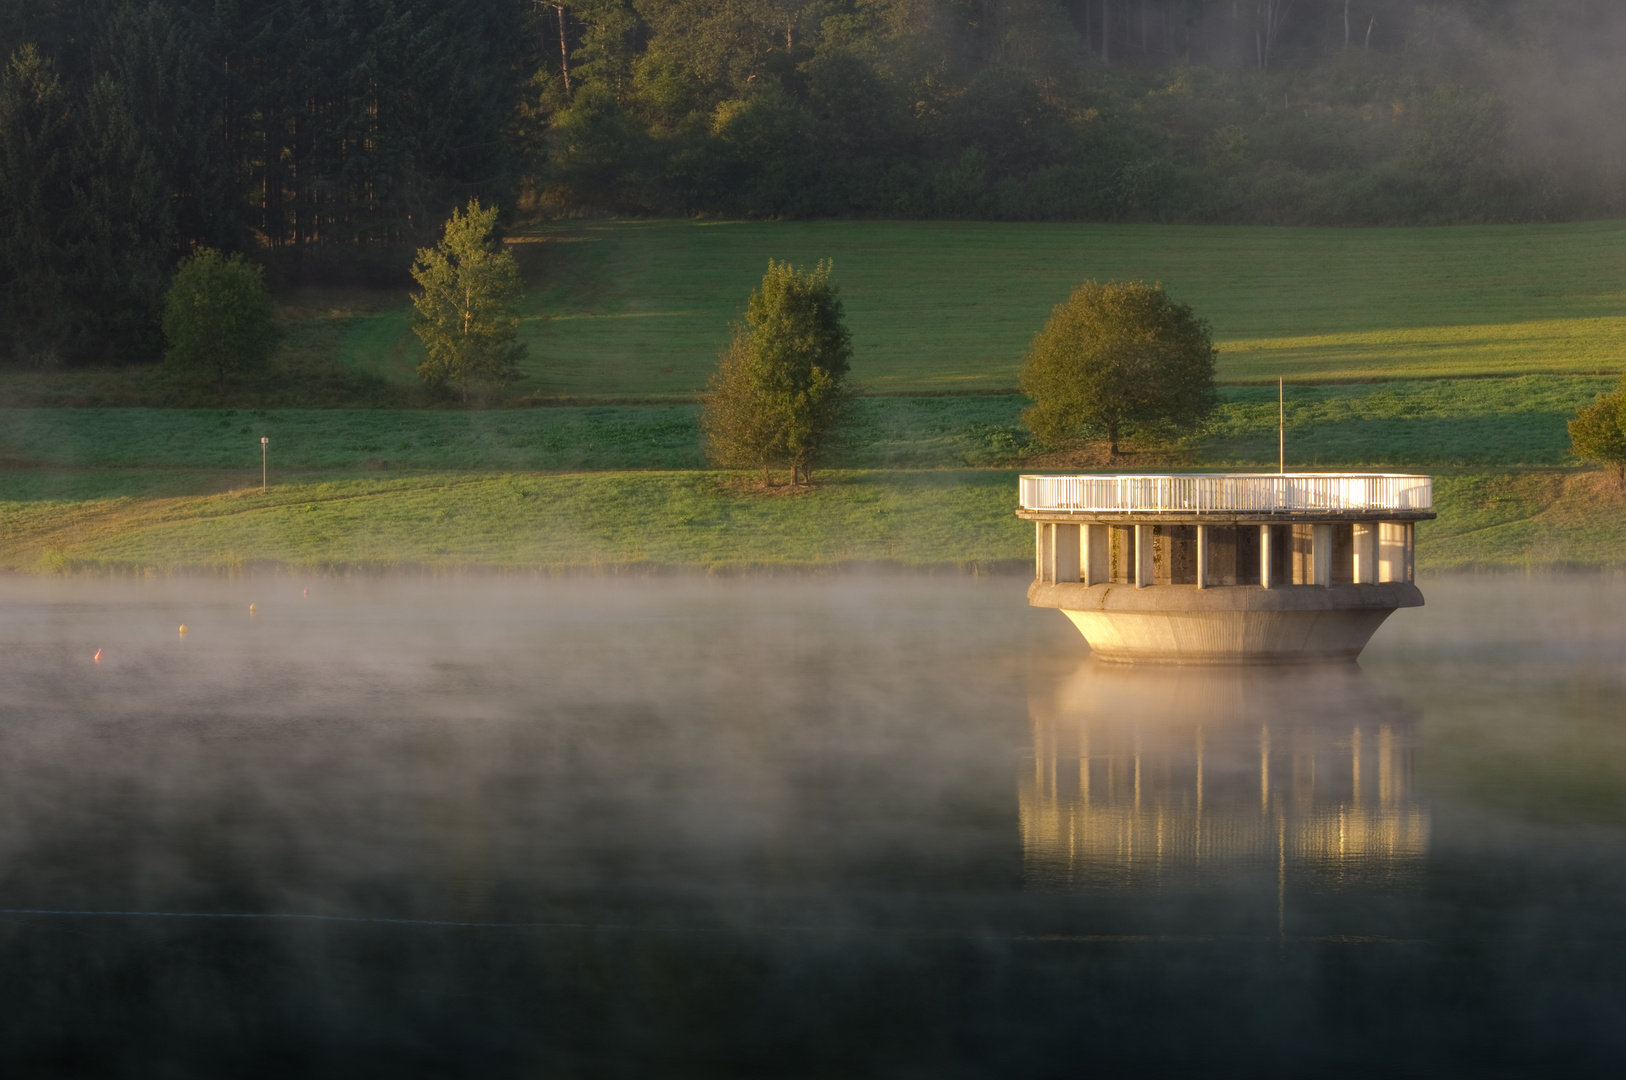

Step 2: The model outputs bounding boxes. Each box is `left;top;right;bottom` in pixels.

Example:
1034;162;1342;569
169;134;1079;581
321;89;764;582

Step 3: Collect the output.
7;471;1027;574
8;466;1626;575
5;219;1626;574
0;375;1605;476
325;219;1626;397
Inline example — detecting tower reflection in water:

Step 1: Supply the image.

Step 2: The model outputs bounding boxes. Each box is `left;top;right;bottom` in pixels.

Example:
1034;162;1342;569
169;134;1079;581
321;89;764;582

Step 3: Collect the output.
1022;662;1428;893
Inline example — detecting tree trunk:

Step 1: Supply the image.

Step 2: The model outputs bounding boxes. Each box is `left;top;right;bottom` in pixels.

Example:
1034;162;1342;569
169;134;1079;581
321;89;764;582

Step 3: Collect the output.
1101;0;1109;64
1344;0;1350;50
556;4;572;98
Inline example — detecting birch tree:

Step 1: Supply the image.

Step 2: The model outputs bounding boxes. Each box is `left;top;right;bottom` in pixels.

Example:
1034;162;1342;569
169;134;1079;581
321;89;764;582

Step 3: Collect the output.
410;200;526;403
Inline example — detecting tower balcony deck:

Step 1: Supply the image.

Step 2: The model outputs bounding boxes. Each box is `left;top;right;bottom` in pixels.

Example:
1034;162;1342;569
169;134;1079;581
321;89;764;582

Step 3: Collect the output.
1018;472;1437;663
1017;472;1434;524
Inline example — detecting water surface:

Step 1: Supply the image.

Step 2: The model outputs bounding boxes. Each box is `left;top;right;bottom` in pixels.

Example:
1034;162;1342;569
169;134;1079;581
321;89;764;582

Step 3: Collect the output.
0;574;1621;1077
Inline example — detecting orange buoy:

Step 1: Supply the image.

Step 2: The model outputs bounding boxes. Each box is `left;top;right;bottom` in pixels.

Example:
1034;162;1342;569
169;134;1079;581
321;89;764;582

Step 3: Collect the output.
93;649;101;663
178;624;188;636
248;603;257;614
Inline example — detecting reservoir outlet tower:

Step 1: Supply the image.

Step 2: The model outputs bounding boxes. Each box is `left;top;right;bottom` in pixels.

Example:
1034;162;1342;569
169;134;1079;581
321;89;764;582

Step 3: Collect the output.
1018;473;1436;664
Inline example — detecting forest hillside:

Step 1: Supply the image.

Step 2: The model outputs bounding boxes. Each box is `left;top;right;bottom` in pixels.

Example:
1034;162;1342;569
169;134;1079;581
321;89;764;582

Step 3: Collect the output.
3;1;1625;367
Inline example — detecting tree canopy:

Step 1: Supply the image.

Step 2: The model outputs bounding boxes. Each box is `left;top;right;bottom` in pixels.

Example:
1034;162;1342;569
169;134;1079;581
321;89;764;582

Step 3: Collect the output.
1020;280;1217;458
161;249;277;396
410;200;525;403
1569;381;1626;484
702;259;852;486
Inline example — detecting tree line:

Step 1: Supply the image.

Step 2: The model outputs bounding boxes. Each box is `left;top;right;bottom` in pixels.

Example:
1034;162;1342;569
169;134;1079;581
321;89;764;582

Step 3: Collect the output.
1;0;525;366
4;1;1626;367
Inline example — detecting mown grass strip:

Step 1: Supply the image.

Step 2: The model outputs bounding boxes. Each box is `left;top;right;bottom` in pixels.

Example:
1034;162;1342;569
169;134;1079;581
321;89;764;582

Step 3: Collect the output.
7;467;1626;575
4;471;1031;574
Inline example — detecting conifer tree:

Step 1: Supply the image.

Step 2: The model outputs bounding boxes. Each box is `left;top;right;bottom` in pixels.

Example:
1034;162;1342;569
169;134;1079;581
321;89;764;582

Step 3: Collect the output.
701;259;852;487
0;45;73;364
67;73;171;363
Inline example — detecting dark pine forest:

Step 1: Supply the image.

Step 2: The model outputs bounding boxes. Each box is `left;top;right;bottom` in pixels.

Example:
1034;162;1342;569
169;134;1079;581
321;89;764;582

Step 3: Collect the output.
2;1;1623;367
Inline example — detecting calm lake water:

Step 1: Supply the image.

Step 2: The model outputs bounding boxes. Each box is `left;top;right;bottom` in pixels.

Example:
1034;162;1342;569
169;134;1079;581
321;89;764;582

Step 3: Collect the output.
0;574;1622;1077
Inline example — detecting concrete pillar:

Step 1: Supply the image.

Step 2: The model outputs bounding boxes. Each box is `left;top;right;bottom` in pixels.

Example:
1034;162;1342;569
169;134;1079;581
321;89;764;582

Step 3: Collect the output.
1353;523;1378;584
1083;524;1108;586
1053;523;1081;583
1260;524;1274;589
1196;524;1209;589
1036;521;1050;582
1134;524;1154;589
1405;522;1415;583
1312;523;1333;587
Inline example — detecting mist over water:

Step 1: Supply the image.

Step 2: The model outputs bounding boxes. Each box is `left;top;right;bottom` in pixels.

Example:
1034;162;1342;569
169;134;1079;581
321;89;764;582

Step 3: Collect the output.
0;574;1623;1076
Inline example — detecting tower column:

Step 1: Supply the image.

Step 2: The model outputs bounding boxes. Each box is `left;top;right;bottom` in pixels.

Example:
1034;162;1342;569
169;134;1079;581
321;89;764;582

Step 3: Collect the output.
1135;524;1153;589
1260;524;1274;589
1196;524;1209;589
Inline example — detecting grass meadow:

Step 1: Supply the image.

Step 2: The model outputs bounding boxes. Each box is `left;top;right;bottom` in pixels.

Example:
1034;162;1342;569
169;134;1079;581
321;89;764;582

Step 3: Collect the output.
9;466;1626;575
4;219;1626;573
6;471;1027;574
338;219;1626;397
1;375;1607;473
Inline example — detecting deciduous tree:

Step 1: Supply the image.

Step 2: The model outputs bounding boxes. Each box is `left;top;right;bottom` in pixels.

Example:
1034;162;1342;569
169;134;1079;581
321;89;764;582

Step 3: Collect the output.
410;199;526;403
1569;382;1626;485
161;249;278;396
1020;279;1217;460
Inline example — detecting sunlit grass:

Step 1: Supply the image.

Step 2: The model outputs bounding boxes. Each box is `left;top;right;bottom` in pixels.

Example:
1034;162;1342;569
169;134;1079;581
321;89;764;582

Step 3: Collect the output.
1;471;1029;573
6;465;1625;574
326;218;1626;397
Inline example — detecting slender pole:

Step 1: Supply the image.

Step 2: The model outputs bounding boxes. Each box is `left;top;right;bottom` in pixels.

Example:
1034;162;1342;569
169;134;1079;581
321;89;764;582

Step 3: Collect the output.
1278;377;1284;475
261;436;268;492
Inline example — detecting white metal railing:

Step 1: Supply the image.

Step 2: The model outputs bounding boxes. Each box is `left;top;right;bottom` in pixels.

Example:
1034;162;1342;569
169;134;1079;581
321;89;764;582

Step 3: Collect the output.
1019;473;1433;514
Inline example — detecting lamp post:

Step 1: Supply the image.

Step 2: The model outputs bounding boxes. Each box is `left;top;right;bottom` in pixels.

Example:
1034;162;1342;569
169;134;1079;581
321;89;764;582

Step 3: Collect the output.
261;436;269;491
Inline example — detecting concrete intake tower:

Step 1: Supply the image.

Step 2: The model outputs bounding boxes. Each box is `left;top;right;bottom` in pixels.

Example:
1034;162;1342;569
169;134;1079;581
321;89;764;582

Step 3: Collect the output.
1018;473;1436;664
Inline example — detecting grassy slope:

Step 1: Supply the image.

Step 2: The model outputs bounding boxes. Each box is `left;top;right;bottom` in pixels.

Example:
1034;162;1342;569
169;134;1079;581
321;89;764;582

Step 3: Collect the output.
6;471;1026;573
9;467;1626;574
332;219;1626;396
5;220;1626;573
6;373;1621;573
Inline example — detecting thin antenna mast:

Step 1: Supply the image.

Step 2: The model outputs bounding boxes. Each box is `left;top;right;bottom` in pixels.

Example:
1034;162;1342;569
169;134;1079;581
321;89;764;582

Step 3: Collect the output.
1278;377;1284;474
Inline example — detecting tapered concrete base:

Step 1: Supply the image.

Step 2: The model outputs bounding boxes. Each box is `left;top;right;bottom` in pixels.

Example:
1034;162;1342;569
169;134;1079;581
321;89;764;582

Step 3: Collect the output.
1028;581;1423;665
